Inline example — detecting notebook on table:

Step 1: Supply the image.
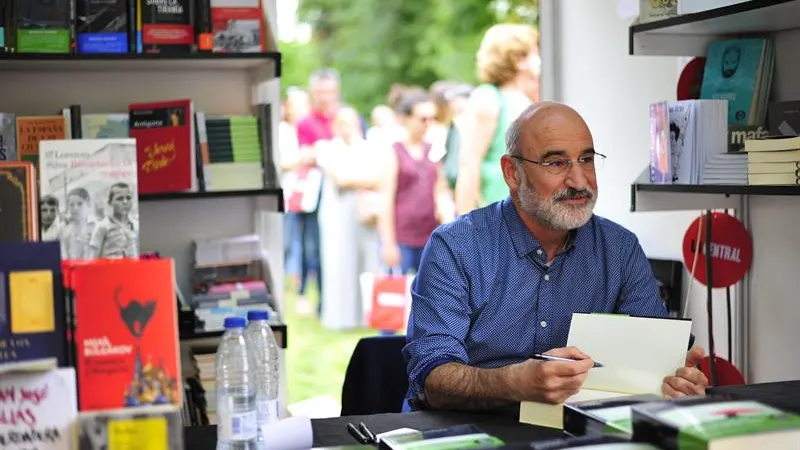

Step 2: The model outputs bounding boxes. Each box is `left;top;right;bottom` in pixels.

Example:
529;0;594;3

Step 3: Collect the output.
519;314;693;429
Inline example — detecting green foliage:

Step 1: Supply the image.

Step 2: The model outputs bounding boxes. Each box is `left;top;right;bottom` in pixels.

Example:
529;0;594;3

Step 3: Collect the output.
280;40;321;97
292;0;539;114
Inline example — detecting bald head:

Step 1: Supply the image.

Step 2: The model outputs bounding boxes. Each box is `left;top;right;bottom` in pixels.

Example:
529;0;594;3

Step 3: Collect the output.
506;102;592;159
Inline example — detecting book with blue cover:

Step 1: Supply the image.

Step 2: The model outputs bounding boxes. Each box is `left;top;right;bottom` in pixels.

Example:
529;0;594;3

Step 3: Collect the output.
700;38;769;126
0;241;66;371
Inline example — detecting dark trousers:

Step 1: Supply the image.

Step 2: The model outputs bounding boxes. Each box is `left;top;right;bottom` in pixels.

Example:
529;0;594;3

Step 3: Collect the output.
297;210;322;313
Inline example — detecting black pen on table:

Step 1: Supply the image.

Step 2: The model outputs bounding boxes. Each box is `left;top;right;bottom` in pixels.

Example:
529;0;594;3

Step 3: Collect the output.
532;353;604;368
347;422;378;445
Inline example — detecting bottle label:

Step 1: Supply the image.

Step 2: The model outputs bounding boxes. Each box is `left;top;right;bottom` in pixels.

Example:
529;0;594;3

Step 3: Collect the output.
218;410;257;441
257;398;279;426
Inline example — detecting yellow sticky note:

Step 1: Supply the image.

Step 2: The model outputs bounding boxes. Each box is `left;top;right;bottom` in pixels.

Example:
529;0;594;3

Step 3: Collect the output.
8;270;55;334
109;417;167;450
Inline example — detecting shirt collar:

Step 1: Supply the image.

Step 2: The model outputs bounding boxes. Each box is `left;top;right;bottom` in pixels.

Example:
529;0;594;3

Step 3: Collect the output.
501;196;584;259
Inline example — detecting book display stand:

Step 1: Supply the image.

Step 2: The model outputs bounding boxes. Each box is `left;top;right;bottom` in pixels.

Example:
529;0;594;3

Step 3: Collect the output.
627;0;800;385
0;0;289;436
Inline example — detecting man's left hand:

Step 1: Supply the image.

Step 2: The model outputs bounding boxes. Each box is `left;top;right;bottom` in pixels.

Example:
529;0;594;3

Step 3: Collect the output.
662;346;709;399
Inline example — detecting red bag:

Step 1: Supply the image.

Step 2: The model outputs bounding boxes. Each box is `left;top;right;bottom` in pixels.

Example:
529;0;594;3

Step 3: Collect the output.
368;274;409;332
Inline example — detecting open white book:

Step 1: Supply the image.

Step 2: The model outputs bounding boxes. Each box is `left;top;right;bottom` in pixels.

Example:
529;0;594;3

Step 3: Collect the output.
519;313;692;429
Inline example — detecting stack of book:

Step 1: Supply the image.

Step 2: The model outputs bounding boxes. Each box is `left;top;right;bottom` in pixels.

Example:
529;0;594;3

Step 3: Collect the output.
744;136;800;185
0;241;185;449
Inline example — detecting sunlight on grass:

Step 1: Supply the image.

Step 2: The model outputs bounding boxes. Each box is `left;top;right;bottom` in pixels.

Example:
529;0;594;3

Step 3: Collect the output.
283;278;377;406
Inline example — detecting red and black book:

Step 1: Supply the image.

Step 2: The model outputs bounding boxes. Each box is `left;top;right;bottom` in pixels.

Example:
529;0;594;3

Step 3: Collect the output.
136;0;194;54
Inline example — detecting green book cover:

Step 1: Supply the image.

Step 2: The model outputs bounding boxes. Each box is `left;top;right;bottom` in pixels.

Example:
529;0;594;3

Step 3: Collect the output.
15;0;71;53
639;400;800;449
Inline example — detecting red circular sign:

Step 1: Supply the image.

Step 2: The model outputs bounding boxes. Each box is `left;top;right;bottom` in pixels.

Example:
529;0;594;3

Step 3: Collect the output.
682;212;752;288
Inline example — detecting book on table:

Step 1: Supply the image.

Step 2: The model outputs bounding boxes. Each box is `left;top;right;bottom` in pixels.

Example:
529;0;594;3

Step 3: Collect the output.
519;314;692;429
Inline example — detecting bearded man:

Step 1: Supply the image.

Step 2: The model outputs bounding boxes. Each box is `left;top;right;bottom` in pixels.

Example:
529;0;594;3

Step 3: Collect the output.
402;102;708;413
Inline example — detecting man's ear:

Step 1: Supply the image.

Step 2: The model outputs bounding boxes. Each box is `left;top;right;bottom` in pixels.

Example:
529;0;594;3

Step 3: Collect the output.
501;155;520;191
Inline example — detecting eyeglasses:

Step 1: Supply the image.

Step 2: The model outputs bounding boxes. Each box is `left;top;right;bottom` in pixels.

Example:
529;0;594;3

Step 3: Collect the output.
415;116;436;123
511;151;606;176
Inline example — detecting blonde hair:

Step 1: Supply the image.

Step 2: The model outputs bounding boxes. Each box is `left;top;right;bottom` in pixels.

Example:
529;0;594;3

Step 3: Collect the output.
476;24;539;86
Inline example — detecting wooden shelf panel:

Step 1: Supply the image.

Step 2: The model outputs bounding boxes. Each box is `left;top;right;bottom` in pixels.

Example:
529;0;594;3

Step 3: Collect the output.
180;323;288;349
634;183;800;196
139;188;283;206
629;0;800;56
0;52;282;74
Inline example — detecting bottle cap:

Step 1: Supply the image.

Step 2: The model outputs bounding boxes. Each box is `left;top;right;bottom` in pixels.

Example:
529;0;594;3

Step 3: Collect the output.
247;310;269;321
224;317;247;329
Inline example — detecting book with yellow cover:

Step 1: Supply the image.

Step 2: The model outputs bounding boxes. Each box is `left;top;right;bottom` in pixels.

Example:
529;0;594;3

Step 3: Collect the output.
0;241;66;372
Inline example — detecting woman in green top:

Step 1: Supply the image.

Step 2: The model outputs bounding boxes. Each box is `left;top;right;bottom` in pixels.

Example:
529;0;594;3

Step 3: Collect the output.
455;24;541;213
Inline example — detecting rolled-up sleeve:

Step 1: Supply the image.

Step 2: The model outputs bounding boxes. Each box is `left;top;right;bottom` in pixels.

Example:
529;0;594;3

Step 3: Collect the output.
403;229;473;399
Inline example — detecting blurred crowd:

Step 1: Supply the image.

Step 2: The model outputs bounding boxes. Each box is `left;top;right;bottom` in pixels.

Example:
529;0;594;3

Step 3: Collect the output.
279;23;541;330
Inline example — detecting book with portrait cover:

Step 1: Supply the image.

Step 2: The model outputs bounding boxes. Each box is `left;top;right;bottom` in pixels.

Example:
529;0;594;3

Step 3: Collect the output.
70;258;181;412
129;99;197;194
0;241;65;372
38;138;139;259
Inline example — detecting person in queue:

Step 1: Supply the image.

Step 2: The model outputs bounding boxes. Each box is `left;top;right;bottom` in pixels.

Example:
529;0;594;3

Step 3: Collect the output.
402;102;708;412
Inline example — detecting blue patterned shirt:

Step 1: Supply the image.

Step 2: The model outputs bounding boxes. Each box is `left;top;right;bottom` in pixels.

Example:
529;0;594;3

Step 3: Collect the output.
402;197;668;411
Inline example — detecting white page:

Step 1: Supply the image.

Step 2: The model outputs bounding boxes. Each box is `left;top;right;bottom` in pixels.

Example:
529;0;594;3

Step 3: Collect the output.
567;313;692;396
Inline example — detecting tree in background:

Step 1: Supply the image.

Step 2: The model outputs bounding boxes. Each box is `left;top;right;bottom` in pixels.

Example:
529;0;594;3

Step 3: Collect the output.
284;0;538;114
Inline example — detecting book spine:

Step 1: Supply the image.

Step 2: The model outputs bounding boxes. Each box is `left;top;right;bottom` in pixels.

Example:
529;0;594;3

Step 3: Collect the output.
256;103;277;188
563;404;590;437
631;409;680;450
69;104;82;138
195;0;212;52
127;0;136;52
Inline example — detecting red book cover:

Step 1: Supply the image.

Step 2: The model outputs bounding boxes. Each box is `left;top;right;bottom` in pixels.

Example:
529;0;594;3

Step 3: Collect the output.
210;0;266;53
72;258;182;411
129;99;195;194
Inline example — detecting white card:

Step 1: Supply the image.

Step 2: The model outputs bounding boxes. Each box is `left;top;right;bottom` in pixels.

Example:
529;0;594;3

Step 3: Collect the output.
567;313;692;395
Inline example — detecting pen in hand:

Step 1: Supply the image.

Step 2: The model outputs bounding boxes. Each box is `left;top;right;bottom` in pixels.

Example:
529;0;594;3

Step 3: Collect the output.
532;353;604;368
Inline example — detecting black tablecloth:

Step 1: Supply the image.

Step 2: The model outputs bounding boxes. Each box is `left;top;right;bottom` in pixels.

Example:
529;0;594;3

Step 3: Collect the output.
184;411;563;448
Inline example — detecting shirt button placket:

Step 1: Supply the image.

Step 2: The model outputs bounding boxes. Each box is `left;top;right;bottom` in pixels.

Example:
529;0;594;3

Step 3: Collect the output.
540;270;551;343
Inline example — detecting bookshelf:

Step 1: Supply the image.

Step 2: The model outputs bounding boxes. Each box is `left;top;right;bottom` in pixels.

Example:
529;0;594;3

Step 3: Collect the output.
2;48;287;418
627;0;800;384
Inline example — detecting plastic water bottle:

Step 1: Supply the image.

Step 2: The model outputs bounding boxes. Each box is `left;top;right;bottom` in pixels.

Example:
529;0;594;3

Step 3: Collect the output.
216;317;257;450
244;310;280;446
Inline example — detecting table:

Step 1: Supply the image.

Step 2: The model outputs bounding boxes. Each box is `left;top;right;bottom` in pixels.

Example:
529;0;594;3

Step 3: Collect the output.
184;410;563;448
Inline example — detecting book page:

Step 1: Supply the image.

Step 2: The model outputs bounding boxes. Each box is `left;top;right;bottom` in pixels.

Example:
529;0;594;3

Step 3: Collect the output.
567;314;692;395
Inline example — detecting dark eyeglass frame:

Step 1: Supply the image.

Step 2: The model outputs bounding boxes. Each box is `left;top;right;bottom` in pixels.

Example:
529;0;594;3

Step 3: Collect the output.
510;151;607;175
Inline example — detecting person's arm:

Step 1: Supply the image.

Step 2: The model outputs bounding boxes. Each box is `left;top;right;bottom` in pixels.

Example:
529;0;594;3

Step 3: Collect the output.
434;166;453;224
614;235;670;317
403;230;509;410
454;89;500;214
405;232;593;411
279;121;302;171
295;119;318;167
377;147;399;257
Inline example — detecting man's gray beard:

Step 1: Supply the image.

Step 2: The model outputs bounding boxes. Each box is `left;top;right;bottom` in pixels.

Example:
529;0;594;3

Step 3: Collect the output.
518;174;596;231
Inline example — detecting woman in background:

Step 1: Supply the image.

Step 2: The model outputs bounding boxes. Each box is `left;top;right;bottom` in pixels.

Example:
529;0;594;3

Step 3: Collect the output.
278;87;311;310
455;24;540;213
378;88;445;274
316;106;382;330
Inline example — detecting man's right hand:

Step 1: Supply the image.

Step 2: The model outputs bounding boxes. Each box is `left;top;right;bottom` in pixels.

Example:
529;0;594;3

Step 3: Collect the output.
509;346;595;404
